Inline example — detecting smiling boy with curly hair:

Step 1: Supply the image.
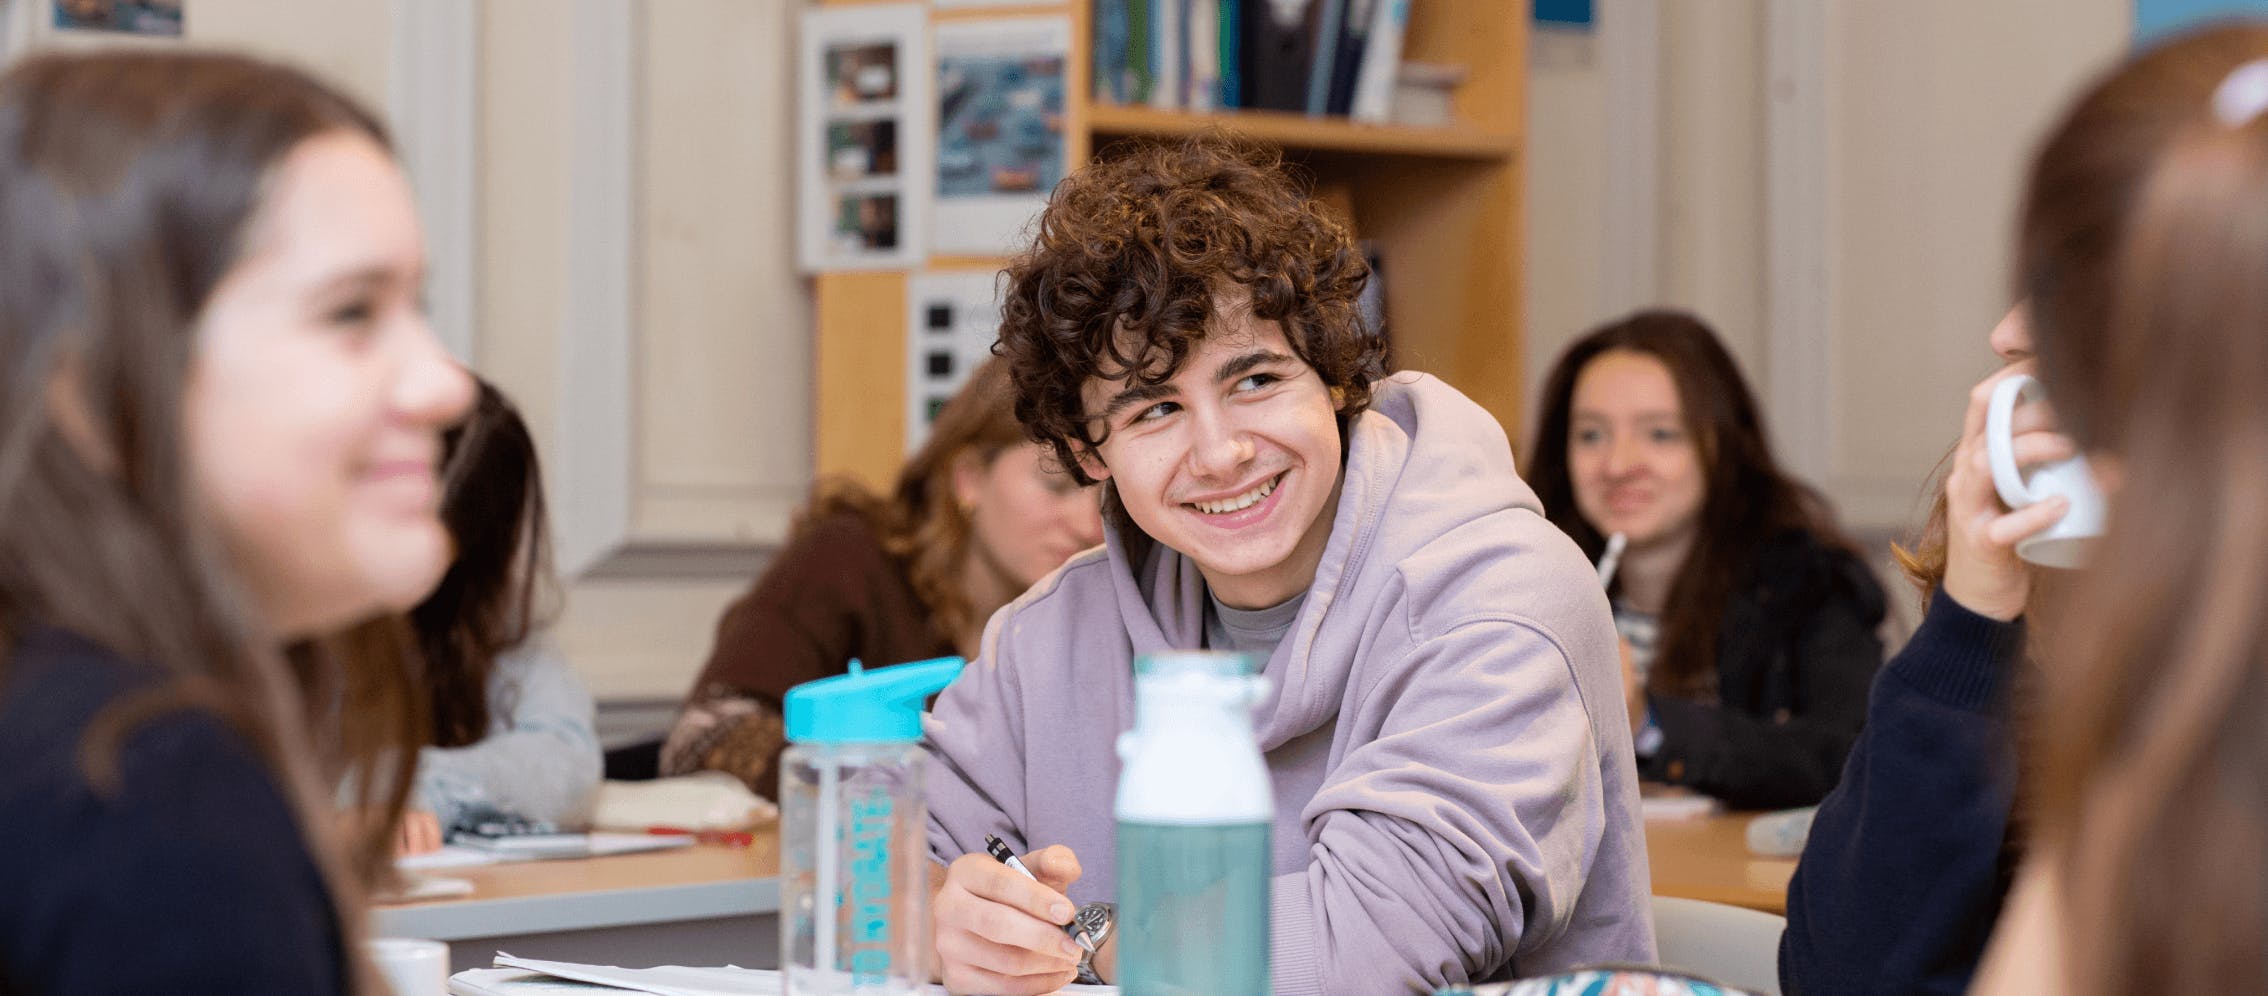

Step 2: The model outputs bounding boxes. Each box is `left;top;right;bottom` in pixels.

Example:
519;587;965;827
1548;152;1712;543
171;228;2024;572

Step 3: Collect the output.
922;138;1655;994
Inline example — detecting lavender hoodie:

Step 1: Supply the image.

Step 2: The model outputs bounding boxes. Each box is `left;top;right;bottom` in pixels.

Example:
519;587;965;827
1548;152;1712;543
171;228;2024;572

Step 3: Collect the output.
924;373;1655;991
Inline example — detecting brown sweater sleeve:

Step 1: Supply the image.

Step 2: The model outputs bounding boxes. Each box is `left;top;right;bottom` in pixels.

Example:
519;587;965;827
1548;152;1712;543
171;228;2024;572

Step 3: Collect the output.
660;512;950;796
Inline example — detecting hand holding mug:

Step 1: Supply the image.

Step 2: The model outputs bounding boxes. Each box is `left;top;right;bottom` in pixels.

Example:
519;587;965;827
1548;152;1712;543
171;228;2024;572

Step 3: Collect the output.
1984;373;2104;571
1941;364;2079;620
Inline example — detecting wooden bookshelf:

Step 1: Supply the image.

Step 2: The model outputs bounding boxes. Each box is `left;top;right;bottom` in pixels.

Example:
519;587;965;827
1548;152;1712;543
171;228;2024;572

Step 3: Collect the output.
1086;103;1518;160
816;0;1528;491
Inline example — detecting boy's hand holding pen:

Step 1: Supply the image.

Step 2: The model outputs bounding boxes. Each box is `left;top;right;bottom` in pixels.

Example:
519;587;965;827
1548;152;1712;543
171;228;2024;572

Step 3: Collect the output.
986;833;1098;955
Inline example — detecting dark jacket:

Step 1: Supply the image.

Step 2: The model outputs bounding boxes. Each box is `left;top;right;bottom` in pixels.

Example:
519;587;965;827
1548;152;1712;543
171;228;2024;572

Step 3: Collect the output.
0;625;345;994
1779;593;2023;996
1641;529;1888;809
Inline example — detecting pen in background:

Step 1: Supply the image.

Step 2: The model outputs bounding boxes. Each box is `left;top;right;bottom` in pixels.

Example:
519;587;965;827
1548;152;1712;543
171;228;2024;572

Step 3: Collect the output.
645;825;756;847
1595;532;1627;590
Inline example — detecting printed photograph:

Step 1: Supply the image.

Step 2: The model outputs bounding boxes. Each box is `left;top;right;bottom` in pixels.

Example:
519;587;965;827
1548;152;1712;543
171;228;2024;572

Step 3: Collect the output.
936;53;1065;198
832;193;900;253
825;42;898;107
826;119;899;181
52;0;182;36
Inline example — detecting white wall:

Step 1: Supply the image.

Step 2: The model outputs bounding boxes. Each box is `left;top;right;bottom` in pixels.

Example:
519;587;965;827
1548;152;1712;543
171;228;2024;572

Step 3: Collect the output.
191;0;394;109
475;0;809;703
1526;0;2129;534
1819;0;2128;526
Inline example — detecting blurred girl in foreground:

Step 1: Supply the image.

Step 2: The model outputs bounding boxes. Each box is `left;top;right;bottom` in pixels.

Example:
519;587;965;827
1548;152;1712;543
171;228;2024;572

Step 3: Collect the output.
0;51;473;990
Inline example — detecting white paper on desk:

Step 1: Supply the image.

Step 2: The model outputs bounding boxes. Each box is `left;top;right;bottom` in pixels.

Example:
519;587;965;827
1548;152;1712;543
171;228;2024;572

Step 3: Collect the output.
399;845;503;871
385;872;477;901
451;968;620;994
401;833;694;873
1641;794;1723;821
485;954;1119;995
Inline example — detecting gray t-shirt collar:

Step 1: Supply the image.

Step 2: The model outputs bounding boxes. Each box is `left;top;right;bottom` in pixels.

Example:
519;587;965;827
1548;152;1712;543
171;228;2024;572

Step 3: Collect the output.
1203;588;1308;666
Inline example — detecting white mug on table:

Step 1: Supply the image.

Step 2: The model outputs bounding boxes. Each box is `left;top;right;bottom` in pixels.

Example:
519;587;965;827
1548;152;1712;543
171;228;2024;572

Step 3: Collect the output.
1986;373;2105;569
367;937;449;996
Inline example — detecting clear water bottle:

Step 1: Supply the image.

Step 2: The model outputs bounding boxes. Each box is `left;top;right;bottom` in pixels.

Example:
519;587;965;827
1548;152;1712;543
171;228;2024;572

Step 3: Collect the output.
1115;651;1272;995
780;657;964;995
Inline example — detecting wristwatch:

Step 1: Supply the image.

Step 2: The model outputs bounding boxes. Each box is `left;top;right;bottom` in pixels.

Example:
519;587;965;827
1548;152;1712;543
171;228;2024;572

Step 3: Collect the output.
1068;901;1115;985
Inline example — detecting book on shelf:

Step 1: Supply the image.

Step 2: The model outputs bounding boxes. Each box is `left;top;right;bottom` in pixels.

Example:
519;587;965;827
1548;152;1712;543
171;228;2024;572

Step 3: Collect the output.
1153;0;1182;108
1348;0;1409;122
1322;0;1374;118
1242;0;1314;113
1188;0;1218;111
1092;0;1417;122
1302;0;1346;116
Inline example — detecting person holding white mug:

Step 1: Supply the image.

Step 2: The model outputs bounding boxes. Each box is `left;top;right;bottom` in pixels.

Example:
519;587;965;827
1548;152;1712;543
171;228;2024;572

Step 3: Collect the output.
1985;372;2107;570
1974;22;2268;991
1783;305;2081;994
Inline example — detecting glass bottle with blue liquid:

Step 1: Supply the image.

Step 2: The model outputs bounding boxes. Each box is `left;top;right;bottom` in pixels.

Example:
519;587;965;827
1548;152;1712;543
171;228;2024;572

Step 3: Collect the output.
1115;650;1273;994
779;657;963;996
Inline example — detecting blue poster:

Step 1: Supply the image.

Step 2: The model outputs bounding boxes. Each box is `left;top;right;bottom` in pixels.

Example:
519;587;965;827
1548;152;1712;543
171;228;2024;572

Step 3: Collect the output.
2137;0;2268;44
1535;0;1593;29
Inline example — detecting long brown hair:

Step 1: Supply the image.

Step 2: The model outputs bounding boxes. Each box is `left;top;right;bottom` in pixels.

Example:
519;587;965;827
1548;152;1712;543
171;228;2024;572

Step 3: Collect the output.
0;50;419;992
799;356;1027;650
412;379;554;747
1525;309;1855;696
2015;22;2268;993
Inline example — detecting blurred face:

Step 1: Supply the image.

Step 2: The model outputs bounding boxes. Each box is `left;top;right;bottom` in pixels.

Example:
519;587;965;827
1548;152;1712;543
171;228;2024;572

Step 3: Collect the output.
1990;303;2033;363
1078;312;1344;609
958;441;1104;591
186;131;475;641
1568;350;1706;552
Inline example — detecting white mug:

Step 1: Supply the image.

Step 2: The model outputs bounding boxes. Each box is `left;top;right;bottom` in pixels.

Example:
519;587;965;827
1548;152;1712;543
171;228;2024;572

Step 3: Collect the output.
366;937;449;996
1986;374;2105;568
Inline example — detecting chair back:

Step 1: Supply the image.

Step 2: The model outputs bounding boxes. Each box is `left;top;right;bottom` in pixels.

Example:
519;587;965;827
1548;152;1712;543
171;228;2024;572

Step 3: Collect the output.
1650;895;1787;995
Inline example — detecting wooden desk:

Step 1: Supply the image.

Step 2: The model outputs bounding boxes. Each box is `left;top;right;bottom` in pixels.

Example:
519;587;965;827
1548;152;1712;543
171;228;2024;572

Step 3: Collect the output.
1644;812;1796;915
372;838;781;974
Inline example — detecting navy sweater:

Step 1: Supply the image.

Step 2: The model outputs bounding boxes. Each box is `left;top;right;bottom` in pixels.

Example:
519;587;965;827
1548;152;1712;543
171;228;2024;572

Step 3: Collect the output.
1778;594;2025;995
0;626;344;995
1642;530;1889;810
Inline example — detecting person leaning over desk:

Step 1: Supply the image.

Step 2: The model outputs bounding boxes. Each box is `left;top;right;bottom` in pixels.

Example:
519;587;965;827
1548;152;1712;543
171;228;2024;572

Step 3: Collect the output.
1524;310;1887;811
661;357;1102;800
919;137;1655;995
0;50;475;992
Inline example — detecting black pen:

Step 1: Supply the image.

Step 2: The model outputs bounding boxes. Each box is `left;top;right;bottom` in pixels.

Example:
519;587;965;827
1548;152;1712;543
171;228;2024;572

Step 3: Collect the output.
984;833;1096;955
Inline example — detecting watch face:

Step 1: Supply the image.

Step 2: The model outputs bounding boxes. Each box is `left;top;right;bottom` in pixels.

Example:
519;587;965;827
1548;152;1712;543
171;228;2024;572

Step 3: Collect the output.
1071;903;1113;942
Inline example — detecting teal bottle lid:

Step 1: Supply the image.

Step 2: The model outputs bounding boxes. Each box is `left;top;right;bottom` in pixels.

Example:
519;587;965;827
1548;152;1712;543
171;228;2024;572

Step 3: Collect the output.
783;656;965;744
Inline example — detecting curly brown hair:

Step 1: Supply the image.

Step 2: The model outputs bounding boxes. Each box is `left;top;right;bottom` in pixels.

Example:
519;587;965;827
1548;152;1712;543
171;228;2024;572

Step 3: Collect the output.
996;136;1387;486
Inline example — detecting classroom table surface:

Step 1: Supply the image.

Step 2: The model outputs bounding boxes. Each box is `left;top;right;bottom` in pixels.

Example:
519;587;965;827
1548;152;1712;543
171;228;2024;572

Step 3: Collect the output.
1643;811;1795;915
373;811;1791;944
372;834;780;944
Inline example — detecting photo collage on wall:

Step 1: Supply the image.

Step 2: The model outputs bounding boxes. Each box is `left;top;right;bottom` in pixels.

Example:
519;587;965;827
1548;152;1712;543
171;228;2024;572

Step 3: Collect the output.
798;4;931;271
